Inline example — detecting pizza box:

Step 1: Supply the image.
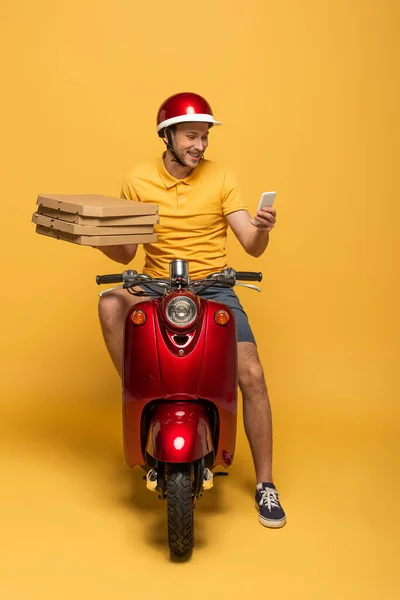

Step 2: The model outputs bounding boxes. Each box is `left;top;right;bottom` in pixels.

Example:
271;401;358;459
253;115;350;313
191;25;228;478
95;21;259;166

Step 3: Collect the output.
37;206;159;226
32;213;154;236
36;194;158;217
35;224;157;246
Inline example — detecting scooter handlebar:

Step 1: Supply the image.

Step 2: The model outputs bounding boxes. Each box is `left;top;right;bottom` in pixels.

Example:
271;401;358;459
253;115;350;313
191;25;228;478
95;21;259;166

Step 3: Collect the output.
96;269;263;286
96;274;124;285
235;271;263;282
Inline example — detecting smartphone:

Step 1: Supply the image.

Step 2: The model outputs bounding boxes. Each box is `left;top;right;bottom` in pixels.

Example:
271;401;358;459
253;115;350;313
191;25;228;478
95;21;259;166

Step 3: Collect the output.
251;191;276;226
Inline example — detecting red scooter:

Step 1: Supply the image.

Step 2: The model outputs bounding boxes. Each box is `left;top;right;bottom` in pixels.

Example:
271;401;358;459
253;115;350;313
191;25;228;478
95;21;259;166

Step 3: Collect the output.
96;259;262;559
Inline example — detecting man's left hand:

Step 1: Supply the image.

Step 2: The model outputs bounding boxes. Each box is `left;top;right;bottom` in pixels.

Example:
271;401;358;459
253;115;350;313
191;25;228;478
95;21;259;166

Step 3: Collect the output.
251;207;277;232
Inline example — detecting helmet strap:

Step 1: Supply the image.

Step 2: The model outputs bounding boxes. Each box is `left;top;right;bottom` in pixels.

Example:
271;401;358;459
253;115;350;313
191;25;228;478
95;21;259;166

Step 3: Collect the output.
164;128;187;167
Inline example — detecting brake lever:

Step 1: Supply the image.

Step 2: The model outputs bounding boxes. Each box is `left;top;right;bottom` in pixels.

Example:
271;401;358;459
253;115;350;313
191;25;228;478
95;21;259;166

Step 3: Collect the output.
98;284;124;297
235;282;261;292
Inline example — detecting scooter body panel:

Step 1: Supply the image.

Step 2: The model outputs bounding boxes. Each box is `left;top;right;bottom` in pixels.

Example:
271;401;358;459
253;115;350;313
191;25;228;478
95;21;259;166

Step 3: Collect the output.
123;296;238;468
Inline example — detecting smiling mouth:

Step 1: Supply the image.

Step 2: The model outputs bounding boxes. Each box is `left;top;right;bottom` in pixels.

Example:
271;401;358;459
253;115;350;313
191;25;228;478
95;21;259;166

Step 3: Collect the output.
188;152;201;159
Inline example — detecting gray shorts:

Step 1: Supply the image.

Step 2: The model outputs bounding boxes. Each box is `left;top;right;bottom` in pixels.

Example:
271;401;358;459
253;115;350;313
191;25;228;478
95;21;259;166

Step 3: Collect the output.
198;286;256;345
140;283;256;345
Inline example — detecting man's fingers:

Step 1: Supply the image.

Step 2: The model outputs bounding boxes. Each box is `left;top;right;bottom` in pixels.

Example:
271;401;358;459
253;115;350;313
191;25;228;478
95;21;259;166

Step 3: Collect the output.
257;211;275;223
261;207;276;216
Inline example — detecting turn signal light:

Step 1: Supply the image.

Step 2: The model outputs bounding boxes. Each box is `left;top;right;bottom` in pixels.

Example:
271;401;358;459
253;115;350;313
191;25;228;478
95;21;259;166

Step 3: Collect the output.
215;310;230;325
132;310;146;325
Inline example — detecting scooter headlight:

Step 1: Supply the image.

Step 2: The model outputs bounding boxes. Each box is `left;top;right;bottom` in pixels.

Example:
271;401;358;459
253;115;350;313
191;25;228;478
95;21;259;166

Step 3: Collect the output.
165;295;198;328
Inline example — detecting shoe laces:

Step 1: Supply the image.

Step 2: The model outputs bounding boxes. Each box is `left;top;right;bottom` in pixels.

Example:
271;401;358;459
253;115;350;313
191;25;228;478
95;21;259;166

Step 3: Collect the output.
259;487;280;511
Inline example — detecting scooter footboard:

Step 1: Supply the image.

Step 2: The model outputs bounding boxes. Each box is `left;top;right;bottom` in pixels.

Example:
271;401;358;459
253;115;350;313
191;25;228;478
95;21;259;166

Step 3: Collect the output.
145;402;214;463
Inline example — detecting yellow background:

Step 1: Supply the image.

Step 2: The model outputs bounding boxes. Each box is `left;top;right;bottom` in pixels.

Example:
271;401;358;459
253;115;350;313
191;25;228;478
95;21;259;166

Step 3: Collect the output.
1;0;399;597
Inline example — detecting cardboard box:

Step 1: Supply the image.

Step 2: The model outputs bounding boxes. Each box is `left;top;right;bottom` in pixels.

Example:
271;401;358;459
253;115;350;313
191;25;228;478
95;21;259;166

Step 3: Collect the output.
37;206;159;226
37;194;158;217
36;225;157;246
32;213;154;236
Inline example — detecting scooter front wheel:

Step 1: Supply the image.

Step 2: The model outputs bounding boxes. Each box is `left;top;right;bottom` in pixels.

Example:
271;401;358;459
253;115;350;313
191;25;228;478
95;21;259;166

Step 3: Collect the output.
167;465;194;560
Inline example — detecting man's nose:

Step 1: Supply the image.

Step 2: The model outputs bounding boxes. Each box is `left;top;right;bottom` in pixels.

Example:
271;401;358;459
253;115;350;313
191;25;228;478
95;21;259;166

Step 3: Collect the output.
194;139;206;151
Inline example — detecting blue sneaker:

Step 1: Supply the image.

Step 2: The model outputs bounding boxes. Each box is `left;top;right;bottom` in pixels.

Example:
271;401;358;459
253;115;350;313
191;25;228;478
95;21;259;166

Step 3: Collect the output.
255;483;286;528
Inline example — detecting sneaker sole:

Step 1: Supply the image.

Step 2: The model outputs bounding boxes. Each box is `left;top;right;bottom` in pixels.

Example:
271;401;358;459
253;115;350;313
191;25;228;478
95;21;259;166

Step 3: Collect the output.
255;503;287;528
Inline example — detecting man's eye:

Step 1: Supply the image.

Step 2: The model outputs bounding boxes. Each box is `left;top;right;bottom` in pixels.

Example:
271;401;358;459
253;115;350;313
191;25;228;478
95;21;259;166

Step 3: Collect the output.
187;136;195;140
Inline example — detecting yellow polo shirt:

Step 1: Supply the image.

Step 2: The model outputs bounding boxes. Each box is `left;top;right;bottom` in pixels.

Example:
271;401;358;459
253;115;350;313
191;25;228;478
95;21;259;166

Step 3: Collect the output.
121;155;247;280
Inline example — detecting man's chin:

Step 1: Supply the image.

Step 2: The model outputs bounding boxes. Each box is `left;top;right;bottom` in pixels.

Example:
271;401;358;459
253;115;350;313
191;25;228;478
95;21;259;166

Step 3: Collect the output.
178;158;199;169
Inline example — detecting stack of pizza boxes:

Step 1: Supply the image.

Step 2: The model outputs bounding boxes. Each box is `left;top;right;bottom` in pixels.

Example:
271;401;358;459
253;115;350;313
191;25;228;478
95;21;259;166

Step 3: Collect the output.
32;194;158;246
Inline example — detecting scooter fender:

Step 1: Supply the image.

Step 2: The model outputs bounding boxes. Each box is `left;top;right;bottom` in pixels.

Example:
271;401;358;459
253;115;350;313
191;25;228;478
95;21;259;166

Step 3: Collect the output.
145;403;214;463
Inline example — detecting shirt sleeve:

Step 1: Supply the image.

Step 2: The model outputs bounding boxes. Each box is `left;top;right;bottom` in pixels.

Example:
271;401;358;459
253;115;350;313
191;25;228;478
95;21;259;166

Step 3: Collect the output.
121;174;140;201
221;170;247;216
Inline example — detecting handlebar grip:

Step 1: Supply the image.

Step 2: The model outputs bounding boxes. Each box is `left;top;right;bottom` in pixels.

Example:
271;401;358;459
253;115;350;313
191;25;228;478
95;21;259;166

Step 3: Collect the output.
235;271;263;282
96;274;124;285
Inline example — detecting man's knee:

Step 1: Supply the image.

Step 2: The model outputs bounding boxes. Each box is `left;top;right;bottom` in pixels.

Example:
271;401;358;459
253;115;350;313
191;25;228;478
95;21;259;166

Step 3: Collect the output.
98;292;130;329
238;356;265;390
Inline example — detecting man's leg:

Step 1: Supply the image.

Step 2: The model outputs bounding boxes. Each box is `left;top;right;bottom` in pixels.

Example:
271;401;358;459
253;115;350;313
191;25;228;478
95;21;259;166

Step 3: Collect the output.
98;288;144;377
238;341;273;483
238;341;286;527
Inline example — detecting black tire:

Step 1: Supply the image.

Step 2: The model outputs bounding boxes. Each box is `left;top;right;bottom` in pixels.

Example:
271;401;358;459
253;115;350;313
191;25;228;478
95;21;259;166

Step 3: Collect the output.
167;466;194;560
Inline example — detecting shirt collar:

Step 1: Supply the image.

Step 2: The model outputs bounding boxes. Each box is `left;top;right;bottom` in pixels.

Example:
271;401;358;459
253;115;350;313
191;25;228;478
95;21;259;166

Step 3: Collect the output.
157;154;201;189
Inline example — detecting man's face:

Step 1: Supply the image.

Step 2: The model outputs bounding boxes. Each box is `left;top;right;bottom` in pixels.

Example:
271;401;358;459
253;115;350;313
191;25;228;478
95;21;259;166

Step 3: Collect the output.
168;122;209;168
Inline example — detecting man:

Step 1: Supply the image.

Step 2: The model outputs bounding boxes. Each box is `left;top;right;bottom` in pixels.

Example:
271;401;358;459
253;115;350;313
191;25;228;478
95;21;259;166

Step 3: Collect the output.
97;92;286;528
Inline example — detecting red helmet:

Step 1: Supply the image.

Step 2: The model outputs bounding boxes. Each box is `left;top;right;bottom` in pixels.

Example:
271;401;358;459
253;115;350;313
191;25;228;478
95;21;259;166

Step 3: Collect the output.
157;92;222;135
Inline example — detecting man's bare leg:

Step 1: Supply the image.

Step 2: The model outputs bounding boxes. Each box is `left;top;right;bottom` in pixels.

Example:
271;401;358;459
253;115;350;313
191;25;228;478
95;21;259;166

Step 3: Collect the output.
98;288;144;377
238;342;273;483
